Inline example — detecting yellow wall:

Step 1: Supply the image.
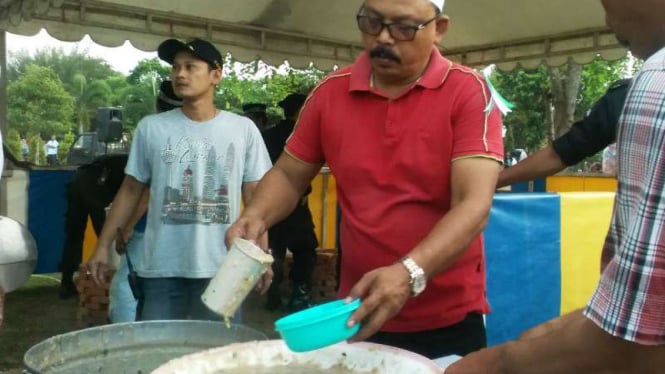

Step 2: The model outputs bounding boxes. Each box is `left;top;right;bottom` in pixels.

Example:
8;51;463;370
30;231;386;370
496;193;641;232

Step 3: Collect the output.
559;192;615;314
546;175;617;193
308;169;338;249
82;216;97;262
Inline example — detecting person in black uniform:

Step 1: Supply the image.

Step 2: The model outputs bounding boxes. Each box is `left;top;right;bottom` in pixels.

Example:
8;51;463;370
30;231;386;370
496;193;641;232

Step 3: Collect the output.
58;153;128;298
243;103;270;133
497;78;631;187
261;93;319;312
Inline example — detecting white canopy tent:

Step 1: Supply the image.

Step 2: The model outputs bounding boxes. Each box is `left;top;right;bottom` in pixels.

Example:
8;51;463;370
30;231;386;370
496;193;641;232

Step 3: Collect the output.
0;0;627;71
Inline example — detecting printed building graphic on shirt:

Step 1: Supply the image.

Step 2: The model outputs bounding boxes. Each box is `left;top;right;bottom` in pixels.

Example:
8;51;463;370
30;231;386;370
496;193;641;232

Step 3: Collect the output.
160;136;233;225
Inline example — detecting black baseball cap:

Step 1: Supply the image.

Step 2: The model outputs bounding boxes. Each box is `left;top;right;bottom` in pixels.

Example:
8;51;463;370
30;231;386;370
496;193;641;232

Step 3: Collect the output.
157;38;223;70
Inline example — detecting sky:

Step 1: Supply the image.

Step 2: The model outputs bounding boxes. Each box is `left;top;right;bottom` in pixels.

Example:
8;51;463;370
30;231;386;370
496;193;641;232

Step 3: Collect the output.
6;29;157;75
6;28;290;78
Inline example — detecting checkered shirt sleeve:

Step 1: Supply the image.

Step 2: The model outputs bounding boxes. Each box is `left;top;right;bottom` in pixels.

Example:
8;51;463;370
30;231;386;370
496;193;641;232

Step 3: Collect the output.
584;47;665;345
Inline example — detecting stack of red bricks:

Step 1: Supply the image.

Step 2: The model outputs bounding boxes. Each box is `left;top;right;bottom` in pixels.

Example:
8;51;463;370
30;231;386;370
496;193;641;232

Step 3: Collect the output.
283;248;339;301
74;265;114;328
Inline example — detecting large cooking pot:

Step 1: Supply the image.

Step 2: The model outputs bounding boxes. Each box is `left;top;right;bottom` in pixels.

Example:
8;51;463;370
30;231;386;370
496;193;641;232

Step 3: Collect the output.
152;339;443;373
24;321;267;374
0;216;38;293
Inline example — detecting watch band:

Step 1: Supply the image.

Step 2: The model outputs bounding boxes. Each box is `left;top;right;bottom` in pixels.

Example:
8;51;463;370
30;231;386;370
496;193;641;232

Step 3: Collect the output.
401;256;426;296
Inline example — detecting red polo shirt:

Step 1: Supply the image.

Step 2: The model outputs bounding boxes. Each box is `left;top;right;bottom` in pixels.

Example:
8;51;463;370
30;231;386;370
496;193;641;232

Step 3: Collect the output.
286;47;504;332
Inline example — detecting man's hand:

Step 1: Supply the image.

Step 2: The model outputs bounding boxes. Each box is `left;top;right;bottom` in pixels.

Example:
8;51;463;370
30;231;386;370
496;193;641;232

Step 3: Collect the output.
225;215;268;250
255;266;274;295
345;263;411;342
85;246;112;286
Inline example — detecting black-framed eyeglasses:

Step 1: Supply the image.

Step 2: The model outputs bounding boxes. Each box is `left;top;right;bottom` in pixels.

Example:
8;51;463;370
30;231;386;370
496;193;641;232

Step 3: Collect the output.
356;14;439;41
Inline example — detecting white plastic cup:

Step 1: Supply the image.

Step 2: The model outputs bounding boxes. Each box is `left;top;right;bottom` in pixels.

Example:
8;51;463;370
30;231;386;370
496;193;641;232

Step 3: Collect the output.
201;238;274;319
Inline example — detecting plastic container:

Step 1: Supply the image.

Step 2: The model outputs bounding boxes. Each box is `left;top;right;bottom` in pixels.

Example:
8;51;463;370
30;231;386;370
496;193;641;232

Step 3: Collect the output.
201;238;273;319
274;298;362;352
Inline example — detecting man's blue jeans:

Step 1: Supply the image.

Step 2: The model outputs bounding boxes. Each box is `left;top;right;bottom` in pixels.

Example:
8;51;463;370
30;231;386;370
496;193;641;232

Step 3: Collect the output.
136;276;243;322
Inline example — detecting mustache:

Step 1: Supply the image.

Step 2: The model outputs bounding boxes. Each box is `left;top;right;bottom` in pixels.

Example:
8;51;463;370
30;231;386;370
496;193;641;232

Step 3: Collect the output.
369;47;401;63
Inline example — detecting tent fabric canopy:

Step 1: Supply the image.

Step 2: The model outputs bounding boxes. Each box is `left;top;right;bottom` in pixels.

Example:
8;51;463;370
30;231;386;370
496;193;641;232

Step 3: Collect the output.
0;0;627;70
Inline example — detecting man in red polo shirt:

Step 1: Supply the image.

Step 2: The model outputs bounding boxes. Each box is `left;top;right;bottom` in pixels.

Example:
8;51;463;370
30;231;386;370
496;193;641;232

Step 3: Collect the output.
227;0;503;359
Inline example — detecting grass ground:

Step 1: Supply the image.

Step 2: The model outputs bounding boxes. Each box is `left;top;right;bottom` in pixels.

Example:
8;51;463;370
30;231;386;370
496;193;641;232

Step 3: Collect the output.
0;274;288;373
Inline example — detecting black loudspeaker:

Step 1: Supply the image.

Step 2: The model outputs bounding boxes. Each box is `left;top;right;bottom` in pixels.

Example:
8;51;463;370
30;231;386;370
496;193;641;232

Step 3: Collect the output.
96;107;123;142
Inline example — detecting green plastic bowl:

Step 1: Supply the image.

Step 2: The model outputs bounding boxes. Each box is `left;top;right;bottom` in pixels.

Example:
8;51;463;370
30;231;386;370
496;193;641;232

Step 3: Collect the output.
274;299;361;352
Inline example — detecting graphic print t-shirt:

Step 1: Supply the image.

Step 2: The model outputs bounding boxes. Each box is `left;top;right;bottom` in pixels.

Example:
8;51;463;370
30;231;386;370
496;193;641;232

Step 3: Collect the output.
125;109;272;278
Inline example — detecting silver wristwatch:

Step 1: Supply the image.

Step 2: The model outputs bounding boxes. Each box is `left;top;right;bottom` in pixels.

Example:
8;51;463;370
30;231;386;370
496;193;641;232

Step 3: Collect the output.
401;256;427;297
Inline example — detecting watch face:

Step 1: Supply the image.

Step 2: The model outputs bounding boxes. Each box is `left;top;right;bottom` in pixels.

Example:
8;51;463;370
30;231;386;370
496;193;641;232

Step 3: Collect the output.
413;276;426;295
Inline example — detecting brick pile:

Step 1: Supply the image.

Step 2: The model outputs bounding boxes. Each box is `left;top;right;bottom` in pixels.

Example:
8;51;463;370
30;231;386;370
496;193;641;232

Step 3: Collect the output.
74;265;114;328
282;248;339;301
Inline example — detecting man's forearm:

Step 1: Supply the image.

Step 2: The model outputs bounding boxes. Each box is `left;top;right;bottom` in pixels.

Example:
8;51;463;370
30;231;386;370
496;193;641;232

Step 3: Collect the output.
499;313;665;374
409;198;492;278
497;146;566;187
123;189;149;235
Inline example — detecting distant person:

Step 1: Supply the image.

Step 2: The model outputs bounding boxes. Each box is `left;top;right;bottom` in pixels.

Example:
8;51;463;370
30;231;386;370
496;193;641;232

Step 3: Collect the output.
21;137;29;161
45;135;59;166
602;143;617;176
262;93;319;312
58;154;129;299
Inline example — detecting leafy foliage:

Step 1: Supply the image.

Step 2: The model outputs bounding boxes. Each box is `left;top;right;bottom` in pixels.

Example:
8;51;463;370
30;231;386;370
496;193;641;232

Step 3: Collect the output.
491;56;628;158
8;64;75;137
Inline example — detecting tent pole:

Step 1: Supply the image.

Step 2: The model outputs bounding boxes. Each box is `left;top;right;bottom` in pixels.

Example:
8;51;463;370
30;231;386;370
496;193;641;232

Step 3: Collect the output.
0;30;7;216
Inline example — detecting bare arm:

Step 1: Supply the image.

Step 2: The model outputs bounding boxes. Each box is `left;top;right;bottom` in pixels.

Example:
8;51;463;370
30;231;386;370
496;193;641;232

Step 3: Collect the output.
347;157;501;341
447;311;665;373
411;157;502;277
122;188;150;241
228;153;322;243
241;181;259;206
86;175;148;283
497;146;565;188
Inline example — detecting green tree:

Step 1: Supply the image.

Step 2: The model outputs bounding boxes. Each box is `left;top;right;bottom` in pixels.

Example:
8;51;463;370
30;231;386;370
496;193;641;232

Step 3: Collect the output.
58;132;76;164
8;48;123;135
491;66;551;153
119;84;157;131
8;64;75;138
576;57;627;118
72;74;113;132
215;57;324;120
104;75;131;106
8;48;119;90
126;58;171;86
5;129;22;159
29;134;45;165
491;56;628;158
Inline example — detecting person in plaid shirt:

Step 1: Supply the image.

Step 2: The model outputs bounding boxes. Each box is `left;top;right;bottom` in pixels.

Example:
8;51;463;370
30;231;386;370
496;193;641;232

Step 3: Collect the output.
448;0;665;372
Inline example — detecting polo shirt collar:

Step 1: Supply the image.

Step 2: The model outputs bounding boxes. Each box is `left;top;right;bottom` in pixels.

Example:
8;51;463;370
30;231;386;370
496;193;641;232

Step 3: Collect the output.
349;46;452;92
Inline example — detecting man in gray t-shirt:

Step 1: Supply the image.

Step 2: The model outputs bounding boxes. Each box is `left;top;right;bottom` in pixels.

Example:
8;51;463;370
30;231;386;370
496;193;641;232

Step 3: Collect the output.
86;38;272;321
